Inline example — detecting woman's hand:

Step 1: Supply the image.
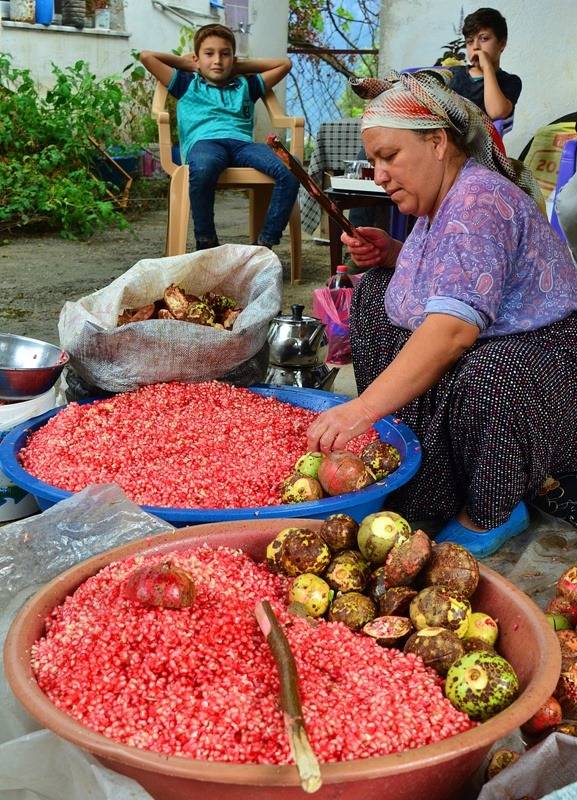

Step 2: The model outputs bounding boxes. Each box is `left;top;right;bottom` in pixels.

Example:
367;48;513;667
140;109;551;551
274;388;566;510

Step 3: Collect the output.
308;315;480;455
341;226;397;268
307;397;377;454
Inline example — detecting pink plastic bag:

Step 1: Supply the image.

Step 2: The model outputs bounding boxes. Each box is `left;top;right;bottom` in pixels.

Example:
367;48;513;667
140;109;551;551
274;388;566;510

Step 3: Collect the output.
312;286;354;365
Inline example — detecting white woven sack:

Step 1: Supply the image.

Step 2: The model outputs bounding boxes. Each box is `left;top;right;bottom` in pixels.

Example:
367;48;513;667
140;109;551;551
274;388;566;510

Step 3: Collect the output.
58;244;282;393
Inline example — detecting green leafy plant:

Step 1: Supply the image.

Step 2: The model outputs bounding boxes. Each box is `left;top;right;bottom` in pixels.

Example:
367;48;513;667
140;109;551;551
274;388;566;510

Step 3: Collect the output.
434;37;466;67
0;54;127;236
118;50;160;149
173;25;196;56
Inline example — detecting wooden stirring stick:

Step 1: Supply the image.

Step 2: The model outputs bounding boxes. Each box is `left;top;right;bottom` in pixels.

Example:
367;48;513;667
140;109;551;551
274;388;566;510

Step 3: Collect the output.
255;599;322;794
267;134;361;239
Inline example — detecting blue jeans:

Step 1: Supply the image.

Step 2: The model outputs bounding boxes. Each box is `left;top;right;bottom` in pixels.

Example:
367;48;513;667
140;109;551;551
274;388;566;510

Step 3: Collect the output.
186;138;299;247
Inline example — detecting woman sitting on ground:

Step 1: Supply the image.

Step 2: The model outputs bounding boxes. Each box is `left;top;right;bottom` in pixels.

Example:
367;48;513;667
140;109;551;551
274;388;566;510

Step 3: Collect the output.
307;69;577;557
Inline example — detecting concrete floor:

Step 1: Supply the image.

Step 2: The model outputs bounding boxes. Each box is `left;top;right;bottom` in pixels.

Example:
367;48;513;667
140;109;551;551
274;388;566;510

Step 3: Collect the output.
329;362;357;397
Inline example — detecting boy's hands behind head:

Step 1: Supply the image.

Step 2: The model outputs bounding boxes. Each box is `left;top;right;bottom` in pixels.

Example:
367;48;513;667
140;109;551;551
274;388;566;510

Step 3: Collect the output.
182;53;198;72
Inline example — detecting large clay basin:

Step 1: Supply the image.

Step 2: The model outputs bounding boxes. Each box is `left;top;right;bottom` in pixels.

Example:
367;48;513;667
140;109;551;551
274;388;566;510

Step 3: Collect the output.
4;519;561;800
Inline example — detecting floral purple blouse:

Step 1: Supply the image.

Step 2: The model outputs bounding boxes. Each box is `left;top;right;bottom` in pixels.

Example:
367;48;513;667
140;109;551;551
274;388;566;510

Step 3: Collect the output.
385;159;577;337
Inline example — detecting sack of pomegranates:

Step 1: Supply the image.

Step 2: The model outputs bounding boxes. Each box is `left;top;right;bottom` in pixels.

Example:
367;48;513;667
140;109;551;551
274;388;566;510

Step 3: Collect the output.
58;245;282;393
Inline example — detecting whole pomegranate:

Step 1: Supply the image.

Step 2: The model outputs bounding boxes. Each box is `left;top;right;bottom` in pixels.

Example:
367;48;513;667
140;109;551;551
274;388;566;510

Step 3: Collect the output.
317;451;375;496
121;561;196;609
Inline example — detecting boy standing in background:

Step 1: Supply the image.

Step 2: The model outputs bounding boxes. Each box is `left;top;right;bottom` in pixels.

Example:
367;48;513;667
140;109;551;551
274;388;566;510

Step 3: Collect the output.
140;24;299;250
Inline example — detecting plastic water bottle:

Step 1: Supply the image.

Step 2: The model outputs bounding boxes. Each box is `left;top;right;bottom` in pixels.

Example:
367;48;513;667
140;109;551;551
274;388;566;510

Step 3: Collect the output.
328;264;353;290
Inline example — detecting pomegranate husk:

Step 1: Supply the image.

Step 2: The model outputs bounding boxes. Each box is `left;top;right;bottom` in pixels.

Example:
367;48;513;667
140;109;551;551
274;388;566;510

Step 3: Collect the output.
121;561;196;609
546;595;577;627
557;629;577;671
555;662;577;718
485;749;521;781
557;565;577;604
521;696;562;735
383;529;432;587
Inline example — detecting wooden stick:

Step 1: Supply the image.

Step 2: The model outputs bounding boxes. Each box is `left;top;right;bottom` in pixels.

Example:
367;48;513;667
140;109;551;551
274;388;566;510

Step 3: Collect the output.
267;133;359;237
254;599;322;794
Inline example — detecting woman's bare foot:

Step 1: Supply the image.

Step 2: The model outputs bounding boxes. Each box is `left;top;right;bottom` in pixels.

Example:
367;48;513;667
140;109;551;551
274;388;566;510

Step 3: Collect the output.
455;509;487;532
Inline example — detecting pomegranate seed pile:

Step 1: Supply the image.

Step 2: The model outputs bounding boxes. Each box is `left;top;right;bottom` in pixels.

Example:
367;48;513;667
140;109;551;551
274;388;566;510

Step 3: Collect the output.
32;546;474;763
19;382;377;508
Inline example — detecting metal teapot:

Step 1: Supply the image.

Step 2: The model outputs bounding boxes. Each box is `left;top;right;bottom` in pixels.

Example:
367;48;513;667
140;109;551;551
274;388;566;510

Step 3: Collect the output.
267;304;328;368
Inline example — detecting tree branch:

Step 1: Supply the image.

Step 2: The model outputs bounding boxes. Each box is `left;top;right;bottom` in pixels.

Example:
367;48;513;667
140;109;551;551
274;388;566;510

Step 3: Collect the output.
287;72;313;135
287;36;355;78
324;0;372;74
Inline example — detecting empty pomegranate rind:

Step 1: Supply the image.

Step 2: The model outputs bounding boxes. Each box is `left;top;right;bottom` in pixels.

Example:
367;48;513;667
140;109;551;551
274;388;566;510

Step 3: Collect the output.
164;284;190;319
117;303;156;326
115;286;243;330
222;308;241;330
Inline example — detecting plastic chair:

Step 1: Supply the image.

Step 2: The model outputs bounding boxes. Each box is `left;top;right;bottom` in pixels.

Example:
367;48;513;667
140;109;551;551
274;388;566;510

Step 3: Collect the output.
152;82;305;284
494;114;514;137
550;139;577;241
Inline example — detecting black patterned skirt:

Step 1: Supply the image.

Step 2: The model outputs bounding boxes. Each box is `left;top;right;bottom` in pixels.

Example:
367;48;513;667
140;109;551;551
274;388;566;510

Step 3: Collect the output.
350;268;577;527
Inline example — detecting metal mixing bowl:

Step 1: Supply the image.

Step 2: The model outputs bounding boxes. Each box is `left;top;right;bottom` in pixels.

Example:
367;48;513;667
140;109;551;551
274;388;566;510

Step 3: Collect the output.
0;334;69;402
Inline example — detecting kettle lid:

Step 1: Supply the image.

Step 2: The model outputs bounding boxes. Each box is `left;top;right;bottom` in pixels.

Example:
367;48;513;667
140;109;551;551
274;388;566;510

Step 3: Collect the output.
273;304;323;325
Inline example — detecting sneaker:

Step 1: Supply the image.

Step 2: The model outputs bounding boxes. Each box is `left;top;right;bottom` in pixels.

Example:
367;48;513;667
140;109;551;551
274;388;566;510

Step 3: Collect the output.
434;501;530;558
531;473;577;528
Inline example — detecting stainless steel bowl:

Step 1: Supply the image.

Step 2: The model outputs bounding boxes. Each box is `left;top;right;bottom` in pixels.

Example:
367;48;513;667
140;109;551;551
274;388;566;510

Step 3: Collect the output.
0;334;69;401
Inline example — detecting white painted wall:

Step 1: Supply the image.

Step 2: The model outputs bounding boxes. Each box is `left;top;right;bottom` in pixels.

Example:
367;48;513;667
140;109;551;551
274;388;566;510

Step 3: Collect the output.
0;0;289;95
378;0;577;158
250;0;290;139
0;1;222;84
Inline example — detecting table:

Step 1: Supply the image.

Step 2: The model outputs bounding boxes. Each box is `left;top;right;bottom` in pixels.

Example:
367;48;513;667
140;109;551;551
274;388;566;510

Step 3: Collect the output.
326;188;417;274
301;118;363;235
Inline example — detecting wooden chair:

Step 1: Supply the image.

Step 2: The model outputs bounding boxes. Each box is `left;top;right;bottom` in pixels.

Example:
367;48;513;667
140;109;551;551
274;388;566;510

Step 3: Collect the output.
151;81;305;284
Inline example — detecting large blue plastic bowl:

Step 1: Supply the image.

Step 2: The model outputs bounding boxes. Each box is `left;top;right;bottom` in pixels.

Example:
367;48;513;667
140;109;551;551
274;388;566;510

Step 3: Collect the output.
0;385;421;525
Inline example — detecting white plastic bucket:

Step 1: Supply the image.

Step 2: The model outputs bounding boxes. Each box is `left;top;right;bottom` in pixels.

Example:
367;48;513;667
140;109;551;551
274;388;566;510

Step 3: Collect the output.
0;387;57;523
94;7;110;28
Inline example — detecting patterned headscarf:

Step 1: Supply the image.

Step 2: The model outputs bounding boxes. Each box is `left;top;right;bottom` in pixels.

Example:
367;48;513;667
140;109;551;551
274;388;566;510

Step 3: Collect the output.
350;70;543;207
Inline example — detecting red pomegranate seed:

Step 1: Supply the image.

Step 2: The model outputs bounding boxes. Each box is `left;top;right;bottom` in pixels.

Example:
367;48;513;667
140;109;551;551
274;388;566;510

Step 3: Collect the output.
20;382;378;509
32;546;474;764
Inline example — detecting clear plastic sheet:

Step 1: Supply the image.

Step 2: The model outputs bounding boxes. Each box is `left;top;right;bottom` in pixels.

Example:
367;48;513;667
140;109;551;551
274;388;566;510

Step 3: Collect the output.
0;483;173;613
0;484;173;798
0;731;154;799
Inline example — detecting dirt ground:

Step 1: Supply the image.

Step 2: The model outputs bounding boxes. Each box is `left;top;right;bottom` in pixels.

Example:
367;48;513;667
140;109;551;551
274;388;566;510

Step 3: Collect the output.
0;186;332;346
1;184;574;576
